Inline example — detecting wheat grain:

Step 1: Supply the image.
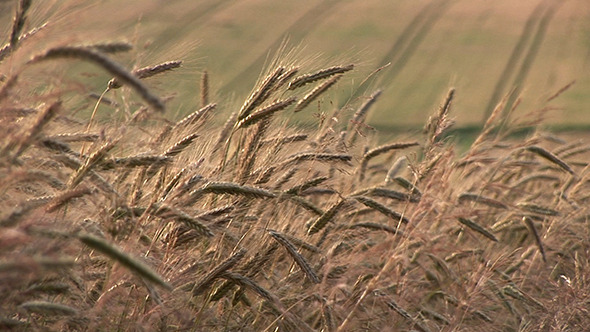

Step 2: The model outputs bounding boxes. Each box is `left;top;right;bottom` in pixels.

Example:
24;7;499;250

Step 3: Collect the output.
0;196;52;227
279;152;352;169
200;70;209;107
288;64;353;90
307;199;347;235
153;204;214;237
517;202;559;216
294;74;342;112
45;186;94;212
85;41;133;53
236;97;296;129
79;233;172;290
262;133;308;147
363;187;418;203
19;301;77;316
48;132;99;143
526;145;575;175
108;60;182;89
29;46;165;112
191;248;247;296
353;195;410;223
347;222;403;235
363;142;419;162
458;192;508;209
457;217;498;242
68;140;118;188
164;133;199;157
173;103;216;130
194;181;276;199
268;230;320;283
12;101;61;159
238;66;285;120
522;216;546;262
393;176;422;198
99;155;170;170
285;176;329;195
348;89;383;144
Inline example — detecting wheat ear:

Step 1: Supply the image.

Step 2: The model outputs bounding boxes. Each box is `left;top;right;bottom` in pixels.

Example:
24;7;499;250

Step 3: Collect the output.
268;230;320;283
79;233;172;290
29;46;165;112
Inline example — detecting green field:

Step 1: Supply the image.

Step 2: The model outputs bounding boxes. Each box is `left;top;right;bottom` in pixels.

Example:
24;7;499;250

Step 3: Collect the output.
2;0;588;130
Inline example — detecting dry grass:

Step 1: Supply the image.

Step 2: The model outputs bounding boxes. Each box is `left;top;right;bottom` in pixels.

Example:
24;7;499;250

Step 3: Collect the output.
1;3;590;332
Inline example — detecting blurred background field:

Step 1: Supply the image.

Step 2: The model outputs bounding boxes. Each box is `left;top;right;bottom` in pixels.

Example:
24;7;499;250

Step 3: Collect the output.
2;0;589;132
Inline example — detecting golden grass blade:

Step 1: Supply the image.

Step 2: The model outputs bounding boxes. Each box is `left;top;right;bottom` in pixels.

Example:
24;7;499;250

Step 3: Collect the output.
79;234;172;290
457;217;498;242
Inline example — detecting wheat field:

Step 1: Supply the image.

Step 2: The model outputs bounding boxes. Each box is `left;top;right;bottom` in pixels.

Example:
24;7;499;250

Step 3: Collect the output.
1;1;590;331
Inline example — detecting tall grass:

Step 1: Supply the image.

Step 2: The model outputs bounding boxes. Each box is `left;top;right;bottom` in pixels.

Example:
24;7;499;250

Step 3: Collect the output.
1;2;589;331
